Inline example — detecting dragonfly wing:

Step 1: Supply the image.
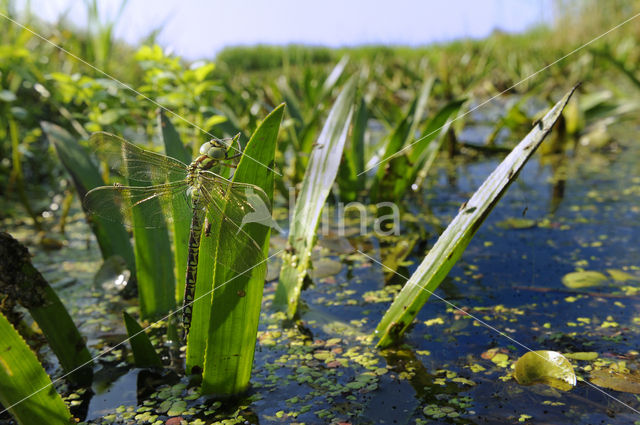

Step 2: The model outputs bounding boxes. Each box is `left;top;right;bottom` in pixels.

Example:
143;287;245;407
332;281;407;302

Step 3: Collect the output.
198;172;271;274
84;181;192;229
215;212;268;278
90;132;188;184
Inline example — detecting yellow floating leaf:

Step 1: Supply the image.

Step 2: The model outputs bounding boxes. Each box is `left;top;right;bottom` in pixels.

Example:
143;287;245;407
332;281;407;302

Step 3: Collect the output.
563;352;598;361
424;317;445;326
514;350;576;391
562;271;608;289
491;353;509;367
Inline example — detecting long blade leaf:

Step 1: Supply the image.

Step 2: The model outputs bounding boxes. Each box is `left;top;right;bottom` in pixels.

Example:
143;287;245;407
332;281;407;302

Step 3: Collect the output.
186;105;283;393
157;110;192;306
0;232;93;385
42;122;135;273
274;77;357;316
374;86;578;348
123;311;163;368
200;104;283;394
0;312;72;425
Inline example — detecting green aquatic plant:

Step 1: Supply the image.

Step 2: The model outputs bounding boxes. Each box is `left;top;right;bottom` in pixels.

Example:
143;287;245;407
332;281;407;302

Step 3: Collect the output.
49;104;282;395
0;312;72;425
195;105;282;394
374;86;577;347
0;232;92;385
275;78;357;317
83;131;268;338
123;311;163;368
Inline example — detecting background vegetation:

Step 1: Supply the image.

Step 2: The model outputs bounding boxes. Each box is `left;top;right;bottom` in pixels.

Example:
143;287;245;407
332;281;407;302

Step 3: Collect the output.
2;0;639;225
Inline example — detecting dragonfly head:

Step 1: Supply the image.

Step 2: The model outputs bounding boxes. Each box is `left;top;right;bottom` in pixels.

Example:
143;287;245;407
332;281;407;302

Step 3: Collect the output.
200;133;241;161
200;140;228;161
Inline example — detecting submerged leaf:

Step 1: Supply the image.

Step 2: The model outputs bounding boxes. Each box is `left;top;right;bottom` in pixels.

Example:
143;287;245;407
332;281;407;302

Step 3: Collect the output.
590;369;640;394
562;271;608;289
496;217;536;229
607;269;639;282
309;258;343;279
514;350;576;391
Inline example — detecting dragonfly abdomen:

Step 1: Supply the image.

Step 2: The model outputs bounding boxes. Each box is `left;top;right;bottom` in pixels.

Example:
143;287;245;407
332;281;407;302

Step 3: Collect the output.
181;155;218;339
182;202;205;340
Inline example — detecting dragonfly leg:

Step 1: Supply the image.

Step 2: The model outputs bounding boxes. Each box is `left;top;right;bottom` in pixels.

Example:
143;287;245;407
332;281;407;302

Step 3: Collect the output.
219;161;238;169
225;134;243;165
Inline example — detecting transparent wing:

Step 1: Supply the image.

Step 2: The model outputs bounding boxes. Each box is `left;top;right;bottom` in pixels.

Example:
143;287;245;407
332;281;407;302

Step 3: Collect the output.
198;171;271;274
90;132;188;184
85;160;271;275
83;180;192;229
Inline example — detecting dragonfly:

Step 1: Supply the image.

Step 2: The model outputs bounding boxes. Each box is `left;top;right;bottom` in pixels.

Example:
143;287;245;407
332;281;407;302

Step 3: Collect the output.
84;132;270;339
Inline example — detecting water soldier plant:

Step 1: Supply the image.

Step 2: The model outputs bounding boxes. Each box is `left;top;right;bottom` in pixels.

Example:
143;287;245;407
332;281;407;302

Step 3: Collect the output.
41;106;283;396
83;131;269;340
374;86;577;347
275;77;357;316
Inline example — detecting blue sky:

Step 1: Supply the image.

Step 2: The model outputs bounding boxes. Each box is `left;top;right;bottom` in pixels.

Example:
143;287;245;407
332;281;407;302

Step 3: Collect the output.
20;0;553;60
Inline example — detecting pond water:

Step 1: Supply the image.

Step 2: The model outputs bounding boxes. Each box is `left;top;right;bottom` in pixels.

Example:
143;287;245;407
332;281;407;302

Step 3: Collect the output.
263;121;639;424
3;117;639;425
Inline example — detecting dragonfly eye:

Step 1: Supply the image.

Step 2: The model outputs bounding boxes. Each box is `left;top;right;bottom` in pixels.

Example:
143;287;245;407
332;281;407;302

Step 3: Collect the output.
199;141;214;155
207;146;226;160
